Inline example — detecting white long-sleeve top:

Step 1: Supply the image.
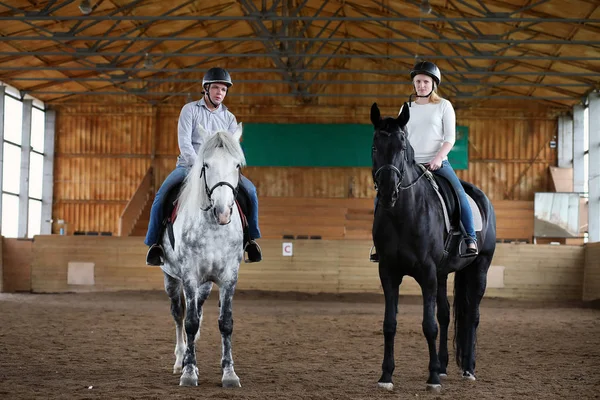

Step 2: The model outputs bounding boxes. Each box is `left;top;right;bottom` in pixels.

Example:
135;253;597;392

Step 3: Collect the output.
176;98;238;168
399;98;456;164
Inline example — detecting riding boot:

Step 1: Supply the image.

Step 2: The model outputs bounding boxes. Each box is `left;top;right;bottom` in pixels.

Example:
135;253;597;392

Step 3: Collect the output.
146;243;165;266
244;240;262;263
465;238;479;256
369;245;379;262
458;222;478;258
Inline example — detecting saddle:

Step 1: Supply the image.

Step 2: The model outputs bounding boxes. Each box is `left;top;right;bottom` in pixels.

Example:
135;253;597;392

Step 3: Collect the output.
417;164;483;259
159;183;250;250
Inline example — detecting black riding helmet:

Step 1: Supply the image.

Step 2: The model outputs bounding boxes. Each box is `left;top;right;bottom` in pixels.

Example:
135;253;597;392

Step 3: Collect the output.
409;61;441;104
203;67;233;88
410;61;441;86
202;67;232;108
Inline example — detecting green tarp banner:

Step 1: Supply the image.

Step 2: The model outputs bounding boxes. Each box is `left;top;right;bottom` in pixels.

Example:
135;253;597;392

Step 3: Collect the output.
241;123;468;170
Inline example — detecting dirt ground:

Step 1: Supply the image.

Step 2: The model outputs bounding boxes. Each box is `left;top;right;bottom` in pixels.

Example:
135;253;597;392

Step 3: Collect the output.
0;290;598;400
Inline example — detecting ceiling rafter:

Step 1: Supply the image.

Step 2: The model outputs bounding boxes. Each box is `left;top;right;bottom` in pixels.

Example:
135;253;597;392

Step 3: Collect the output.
237;0;307;98
0;0;165;100
527;3;600;96
0;0;596;108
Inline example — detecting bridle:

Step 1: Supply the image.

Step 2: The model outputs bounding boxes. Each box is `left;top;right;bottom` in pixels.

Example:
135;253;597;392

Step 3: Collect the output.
199;164;239;212
373;131;427;195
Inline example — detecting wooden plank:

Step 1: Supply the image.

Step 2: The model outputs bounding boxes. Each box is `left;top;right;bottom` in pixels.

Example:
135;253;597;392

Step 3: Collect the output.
28;236;586;301
2;238;33;292
583;242;600;301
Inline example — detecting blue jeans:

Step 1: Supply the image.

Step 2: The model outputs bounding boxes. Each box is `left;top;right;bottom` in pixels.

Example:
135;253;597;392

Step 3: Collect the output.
239;175;261;239
434;160;476;241
144;166;189;246
144;167;261;246
372;160;476;242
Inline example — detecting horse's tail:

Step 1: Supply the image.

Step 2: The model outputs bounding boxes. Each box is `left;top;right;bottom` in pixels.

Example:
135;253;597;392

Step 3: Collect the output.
453;267;470;369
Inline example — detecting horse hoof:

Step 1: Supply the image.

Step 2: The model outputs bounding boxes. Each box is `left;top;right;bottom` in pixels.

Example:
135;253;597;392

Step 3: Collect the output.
439;373;448;379
222;374;241;388
173;365;182;374
180;375;198;387
462;371;476;381
426;383;442;393
377;382;394;391
179;365;198;386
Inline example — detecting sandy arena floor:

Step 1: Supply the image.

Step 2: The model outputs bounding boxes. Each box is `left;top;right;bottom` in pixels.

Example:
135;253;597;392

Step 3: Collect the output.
0;290;598;399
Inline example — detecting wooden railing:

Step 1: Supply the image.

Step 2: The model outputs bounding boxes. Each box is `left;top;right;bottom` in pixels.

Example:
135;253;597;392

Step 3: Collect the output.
119;167;153;236
258;197;534;242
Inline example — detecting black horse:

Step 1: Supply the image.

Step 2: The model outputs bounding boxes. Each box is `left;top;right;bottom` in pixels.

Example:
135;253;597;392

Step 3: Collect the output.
370;102;496;392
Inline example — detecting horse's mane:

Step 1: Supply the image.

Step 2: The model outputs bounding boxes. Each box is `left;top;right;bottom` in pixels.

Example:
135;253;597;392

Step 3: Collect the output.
178;130;246;217
403;127;416;167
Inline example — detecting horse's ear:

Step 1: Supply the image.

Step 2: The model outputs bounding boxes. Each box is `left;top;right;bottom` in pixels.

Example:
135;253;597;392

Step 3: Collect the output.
232;122;243;142
198;123;209;142
396;102;410;128
370;103;381;126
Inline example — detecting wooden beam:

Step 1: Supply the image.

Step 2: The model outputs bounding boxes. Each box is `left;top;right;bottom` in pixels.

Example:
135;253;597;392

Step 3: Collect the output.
0;86;4;221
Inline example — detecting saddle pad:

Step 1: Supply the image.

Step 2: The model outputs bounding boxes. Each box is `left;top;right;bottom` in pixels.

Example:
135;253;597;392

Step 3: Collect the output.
467;195;483;232
421;165;483;233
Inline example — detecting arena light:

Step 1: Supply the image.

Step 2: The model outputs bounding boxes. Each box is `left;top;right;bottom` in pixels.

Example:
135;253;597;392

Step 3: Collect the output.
420;0;432;14
79;0;92;15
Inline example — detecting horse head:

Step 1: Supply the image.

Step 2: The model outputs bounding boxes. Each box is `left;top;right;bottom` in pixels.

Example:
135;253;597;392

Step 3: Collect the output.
180;123;246;225
370;102;413;208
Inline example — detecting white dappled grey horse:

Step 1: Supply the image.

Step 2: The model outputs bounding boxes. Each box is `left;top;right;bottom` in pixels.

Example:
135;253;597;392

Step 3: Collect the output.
161;123;245;387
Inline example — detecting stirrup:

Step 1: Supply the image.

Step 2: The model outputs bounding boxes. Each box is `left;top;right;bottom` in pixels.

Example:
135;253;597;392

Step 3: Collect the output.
244;240;262;263
146;243;165;266
369;245;379;263
459;238;478;258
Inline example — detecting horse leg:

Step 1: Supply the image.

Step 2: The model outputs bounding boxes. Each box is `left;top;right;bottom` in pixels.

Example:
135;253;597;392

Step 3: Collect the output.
436;274;450;378
377;265;401;391
194;282;213;344
455;257;490;381
418;271;442;392
179;281;201;387
218;281;241;388
164;273;186;374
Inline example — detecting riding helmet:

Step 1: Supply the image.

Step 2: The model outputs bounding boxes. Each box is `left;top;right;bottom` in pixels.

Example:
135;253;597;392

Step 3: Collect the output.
202;67;233;88
410;61;441;86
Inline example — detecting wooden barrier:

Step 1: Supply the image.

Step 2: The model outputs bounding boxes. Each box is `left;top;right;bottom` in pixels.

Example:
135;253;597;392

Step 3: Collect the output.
119;167;153;236
256;197;535;242
583;242;600;302
2;238;33;292
0;237;3;292
27;235;586;302
492;200;534;242
31;235;162;293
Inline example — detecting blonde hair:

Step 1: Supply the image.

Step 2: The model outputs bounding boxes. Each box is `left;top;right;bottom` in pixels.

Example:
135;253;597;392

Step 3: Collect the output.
429;89;441;104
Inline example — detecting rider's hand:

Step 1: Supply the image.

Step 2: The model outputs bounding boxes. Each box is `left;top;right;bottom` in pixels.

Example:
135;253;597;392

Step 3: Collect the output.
427;156;443;171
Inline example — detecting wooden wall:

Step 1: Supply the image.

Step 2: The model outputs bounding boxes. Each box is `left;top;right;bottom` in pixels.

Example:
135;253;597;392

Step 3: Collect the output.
52;103;558;235
1;238;33;292
0;237;2;292
583;242;600;302
53;105;154;234
27;235;586;302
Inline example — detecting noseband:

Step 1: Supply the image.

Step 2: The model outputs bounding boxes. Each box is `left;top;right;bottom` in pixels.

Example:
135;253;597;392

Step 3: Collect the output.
373;137;427;194
199;165;239;212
